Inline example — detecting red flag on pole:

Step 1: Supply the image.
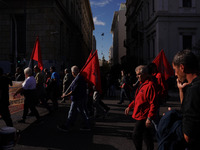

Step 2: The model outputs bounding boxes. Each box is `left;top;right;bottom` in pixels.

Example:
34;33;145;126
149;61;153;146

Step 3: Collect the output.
30;36;43;70
152;49;174;80
80;50;102;93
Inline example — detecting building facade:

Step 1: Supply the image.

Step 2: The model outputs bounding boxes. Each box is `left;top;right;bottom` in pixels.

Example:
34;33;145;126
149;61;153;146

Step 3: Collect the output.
0;0;94;73
92;35;96;52
108;46;113;64
111;3;126;65
125;0;200;67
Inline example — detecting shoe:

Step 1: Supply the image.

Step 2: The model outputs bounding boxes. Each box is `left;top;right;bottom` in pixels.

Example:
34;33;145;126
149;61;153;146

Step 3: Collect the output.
106;107;110;113
57;125;69;132
80;126;91;131
104;108;110;118
27;112;35;116
18;119;25;123
34;118;44;124
95;114;101;118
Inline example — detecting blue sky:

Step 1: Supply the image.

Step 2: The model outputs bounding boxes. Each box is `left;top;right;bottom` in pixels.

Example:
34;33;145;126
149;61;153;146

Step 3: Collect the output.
89;0;126;61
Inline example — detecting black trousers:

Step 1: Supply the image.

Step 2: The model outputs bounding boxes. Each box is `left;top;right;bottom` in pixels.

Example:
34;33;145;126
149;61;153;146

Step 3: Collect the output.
0;106;13;127
132;119;154;150
23;90;40;120
36;86;51;112
187;137;200;150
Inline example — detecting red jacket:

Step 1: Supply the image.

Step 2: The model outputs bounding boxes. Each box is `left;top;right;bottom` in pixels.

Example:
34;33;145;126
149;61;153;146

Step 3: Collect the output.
128;79;158;120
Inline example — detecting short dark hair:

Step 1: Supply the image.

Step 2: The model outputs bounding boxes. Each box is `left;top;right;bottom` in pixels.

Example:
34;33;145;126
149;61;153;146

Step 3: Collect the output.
50;66;55;71
34;65;39;70
148;63;158;74
172;49;199;74
44;68;48;72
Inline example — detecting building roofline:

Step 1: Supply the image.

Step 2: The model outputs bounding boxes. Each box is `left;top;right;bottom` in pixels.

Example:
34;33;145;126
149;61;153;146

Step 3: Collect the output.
86;0;94;30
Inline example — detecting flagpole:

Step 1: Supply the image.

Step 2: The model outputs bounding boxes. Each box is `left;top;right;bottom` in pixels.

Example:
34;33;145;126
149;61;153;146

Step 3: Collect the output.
80;50;97;73
63;73;80;95
29;36;37;69
28;59;32;68
63;50;97;95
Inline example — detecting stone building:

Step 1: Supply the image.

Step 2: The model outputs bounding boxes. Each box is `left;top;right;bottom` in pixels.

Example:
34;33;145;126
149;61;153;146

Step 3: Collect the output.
92;35;96;52
111;3;126;65
125;0;200;68
0;0;94;73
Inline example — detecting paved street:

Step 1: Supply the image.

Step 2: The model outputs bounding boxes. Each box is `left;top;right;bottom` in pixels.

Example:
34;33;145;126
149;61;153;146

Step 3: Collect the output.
0;89;180;150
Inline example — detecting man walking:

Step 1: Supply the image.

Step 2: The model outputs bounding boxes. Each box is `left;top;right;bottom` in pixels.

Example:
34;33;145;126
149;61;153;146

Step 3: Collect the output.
57;66;90;132
125;65;158;150
14;67;40;123
118;70;132;104
34;65;51;113
61;68;71;103
49;66;60;110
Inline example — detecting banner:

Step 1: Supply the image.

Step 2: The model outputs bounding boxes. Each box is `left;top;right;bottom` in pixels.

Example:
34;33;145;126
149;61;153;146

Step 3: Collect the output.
9;81;24;114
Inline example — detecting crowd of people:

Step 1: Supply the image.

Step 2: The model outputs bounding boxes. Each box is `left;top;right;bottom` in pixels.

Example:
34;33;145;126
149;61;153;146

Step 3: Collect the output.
0;64;110;128
0;49;200;150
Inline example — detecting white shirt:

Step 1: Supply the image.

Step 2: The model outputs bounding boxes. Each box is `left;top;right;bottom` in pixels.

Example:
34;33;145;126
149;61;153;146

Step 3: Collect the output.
22;76;36;90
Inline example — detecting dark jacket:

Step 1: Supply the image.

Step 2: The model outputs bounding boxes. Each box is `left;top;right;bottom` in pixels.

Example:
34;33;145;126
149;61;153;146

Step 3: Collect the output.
181;76;200;139
157;110;186;150
70;75;87;102
0;76;12;106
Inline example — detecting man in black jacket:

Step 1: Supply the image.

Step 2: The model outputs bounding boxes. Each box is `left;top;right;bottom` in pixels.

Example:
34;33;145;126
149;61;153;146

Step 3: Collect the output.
0;67;13;127
172;49;200;150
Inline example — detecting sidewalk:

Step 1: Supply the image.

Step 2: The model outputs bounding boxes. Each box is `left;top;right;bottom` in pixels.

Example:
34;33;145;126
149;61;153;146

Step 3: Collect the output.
0;89;181;150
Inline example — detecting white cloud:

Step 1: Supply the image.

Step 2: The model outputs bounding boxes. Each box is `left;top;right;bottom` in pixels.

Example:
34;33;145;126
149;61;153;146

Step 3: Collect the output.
90;0;112;7
93;17;106;26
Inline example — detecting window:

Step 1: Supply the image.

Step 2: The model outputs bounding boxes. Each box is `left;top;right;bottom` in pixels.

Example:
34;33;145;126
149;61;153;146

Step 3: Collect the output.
152;0;155;12
15;14;26;54
147;40;150;60
147;2;150;19
183;35;192;49
183;0;192;7
152;38;155;58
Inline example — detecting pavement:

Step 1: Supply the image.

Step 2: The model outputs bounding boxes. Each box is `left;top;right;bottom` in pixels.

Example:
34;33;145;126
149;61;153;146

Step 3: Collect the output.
0;89;181;150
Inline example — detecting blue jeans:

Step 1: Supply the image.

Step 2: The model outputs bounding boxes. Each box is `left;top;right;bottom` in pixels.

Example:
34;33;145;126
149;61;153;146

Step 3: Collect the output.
120;88;132;103
65;100;90;128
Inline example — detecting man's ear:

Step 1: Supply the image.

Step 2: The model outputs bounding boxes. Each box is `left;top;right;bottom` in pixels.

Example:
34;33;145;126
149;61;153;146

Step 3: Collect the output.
180;64;185;72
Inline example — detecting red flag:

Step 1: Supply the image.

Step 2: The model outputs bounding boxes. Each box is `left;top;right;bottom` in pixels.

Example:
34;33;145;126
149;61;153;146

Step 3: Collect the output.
30;36;43;70
80;50;102;93
152;49;174;80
